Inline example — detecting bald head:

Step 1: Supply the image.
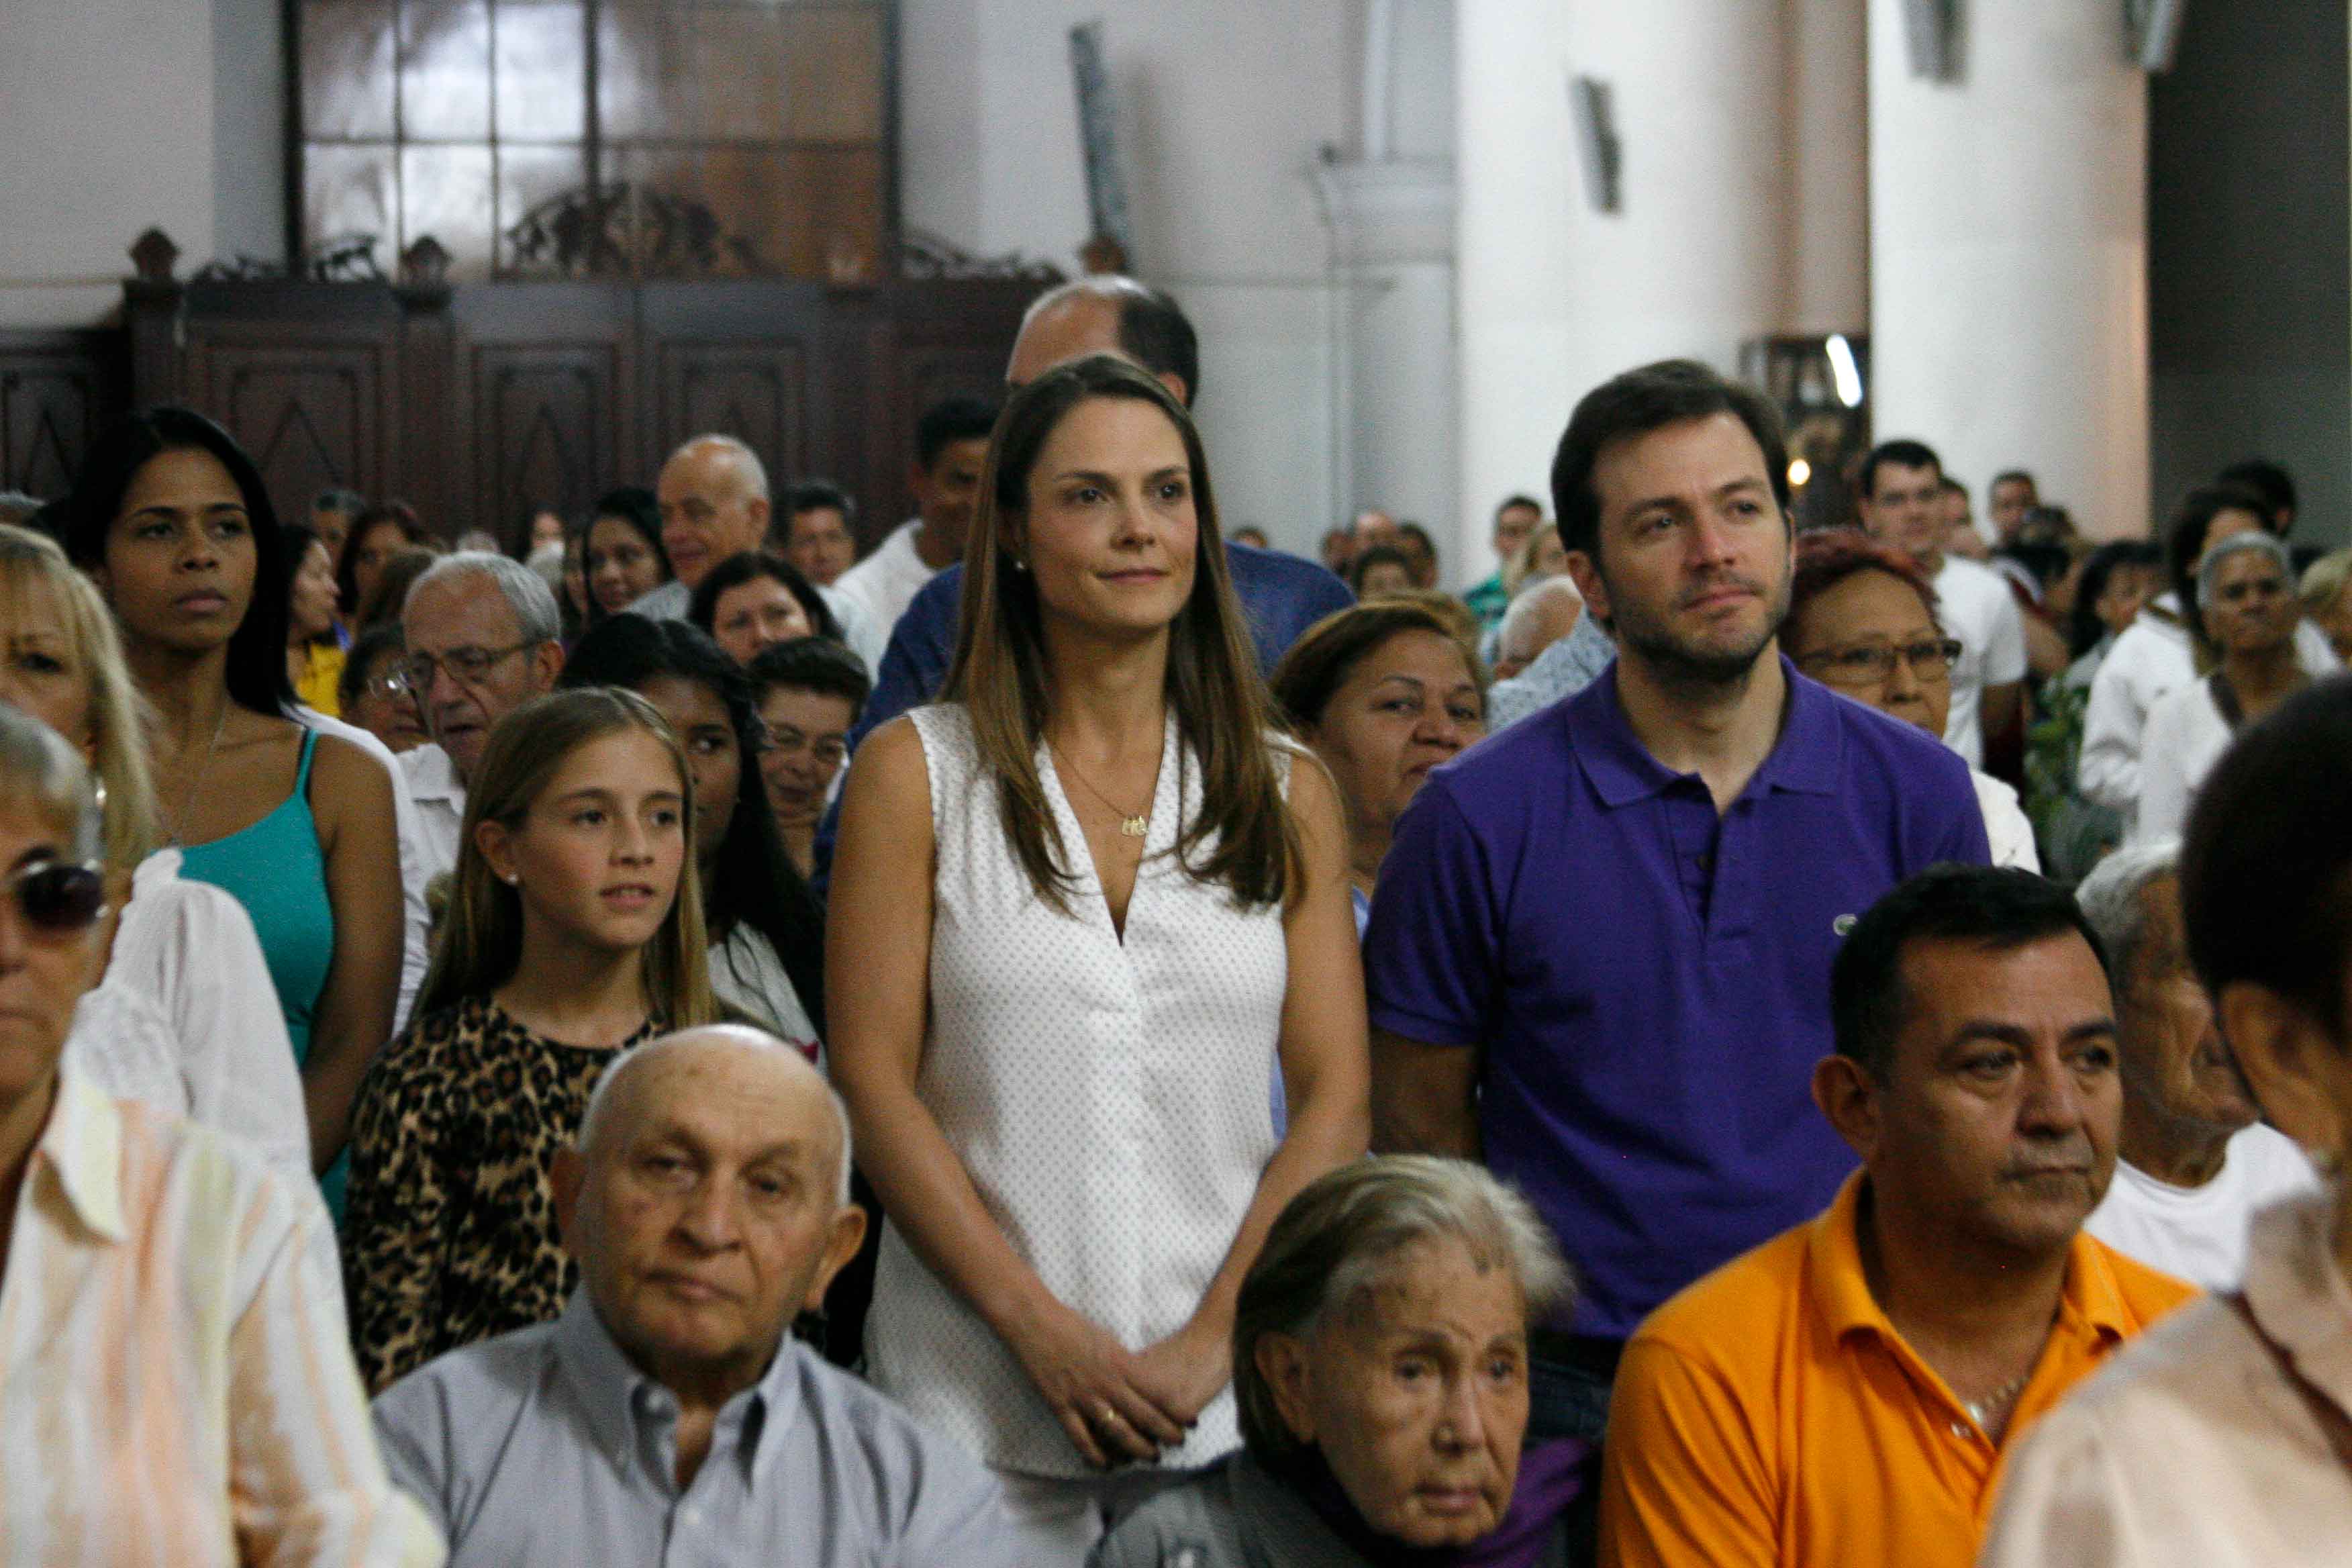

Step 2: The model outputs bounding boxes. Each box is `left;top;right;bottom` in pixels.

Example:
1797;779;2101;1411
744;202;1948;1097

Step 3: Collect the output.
656;438;771;589
580;1024;850;1204
1010;275;1197;406
559;1025;867;1400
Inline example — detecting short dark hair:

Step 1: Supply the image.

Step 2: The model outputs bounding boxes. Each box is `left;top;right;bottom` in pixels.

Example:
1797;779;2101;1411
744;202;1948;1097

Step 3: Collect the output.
2215;459;2296;528
784;479;856;530
2068;538;2163;658
1832;865;2109;1081
1113;283;1201;407
1549;359;1791;564
2182;675;2352;1042
1395;522;1435;555
1941;477;1969;499
1857;439;1944;502
339;622;409;707
1495;493;1543;521
1990;470;2037;495
1349;543;1415;595
312;487;365;519
916;396;1002;473
685;550;842;646
746;635;871;716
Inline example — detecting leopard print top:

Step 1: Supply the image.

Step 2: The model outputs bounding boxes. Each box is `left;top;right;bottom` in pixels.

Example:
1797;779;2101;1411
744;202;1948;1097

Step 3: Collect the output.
343;995;662;1392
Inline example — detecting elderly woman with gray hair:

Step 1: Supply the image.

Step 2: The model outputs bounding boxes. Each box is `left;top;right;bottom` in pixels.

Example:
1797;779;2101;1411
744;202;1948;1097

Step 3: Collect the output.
1090;1155;1581;1568
2135;530;2307;844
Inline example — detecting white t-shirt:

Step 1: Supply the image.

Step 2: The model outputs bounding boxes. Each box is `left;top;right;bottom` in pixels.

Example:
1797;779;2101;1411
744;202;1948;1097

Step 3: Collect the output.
2084;1123;2318;1291
399;742;466;891
295;707;432;1036
1933;554;2028;767
64;848;310;1183
1971;768;2040;871
828;520;939;663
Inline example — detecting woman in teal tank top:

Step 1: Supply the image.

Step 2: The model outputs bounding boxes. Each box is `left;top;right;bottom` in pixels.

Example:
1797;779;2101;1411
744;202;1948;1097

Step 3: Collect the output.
177;728;336;1059
62;409;406;1198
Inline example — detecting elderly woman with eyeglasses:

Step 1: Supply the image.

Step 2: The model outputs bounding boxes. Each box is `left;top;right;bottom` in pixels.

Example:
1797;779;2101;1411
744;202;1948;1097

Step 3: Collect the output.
0;701;437;1559
1783;530;2040;871
2134;532;2307;846
1090;1155;1579;1568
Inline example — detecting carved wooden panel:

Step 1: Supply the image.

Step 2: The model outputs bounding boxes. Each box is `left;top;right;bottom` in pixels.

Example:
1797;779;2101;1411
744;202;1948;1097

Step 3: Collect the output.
0;332;128;500
187;342;393;526
650;339;812;492
469;343;622;543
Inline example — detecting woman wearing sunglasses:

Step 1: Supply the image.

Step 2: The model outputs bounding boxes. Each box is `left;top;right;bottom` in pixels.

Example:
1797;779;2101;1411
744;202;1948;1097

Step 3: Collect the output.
0;701;436;1556
1783;529;2041;871
0;525;308;1181
58;409;405;1195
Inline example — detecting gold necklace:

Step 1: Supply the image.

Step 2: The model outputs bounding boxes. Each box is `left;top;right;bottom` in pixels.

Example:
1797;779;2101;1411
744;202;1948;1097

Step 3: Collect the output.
1050;744;1150;838
163;703;231;848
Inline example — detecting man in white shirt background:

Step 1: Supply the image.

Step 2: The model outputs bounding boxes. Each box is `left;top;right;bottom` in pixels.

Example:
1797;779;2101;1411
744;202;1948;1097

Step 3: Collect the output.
826;395;997;667
636;432;884;667
2074;840;2316;1290
397;552;565;884
1856;438;2027;769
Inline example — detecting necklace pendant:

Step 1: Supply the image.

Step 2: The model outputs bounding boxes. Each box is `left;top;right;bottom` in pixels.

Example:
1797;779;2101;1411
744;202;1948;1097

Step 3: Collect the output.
1120;814;1148;838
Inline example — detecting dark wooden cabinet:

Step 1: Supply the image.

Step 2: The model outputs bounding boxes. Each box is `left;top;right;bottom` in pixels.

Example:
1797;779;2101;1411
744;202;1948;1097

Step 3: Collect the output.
0;330;130;501
117;252;1043;550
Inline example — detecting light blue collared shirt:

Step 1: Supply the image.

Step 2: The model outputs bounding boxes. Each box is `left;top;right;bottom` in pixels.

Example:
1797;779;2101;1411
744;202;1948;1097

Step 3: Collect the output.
375;1291;1019;1567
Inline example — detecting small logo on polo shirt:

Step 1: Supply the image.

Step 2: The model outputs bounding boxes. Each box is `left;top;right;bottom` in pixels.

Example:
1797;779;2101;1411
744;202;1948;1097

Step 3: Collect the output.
1833;914;1858;936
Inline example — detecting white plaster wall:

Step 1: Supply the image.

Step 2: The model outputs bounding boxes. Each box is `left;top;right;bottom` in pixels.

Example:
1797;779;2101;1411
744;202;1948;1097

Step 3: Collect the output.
899;0;1356;554
1456;0;1792;563
0;0;219;326
1867;0;2149;538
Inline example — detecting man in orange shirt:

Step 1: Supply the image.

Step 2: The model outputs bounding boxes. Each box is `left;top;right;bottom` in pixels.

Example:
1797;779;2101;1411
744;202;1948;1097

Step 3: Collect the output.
1599;865;2196;1568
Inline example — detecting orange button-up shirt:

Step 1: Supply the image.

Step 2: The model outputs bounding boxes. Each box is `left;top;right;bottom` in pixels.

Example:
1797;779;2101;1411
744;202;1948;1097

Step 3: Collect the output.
1598;1171;2195;1568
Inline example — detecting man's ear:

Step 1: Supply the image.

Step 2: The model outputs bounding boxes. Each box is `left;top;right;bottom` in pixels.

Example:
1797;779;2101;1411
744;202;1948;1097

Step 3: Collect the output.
803;1203;870;1314
745;494;771;542
1564;550;1611;630
1155;370;1190;407
2219;983;2349;1159
528;639;565;695
1814;1053;1883;1165
552;1147;587;1261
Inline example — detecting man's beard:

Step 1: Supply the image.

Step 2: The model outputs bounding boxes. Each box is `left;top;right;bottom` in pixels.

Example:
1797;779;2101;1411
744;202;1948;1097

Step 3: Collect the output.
1609;568;1792;688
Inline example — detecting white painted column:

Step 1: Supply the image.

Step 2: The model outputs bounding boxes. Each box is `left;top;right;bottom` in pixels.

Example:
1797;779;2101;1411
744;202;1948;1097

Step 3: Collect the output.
1314;162;1459;567
1455;0;1790;581
1868;0;2150;538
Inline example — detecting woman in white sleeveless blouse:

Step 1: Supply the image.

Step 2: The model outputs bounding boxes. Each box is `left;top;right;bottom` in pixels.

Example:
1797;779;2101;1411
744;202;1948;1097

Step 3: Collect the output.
830;355;1369;1560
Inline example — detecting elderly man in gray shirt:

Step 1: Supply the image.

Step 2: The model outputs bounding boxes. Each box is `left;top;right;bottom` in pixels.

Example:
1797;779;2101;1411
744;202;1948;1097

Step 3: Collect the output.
373;1024;1017;1565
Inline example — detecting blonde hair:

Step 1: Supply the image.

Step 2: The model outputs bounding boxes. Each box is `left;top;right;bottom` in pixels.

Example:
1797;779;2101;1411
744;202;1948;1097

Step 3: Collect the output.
419;687;718;1026
943;354;1300;912
0;524;158;870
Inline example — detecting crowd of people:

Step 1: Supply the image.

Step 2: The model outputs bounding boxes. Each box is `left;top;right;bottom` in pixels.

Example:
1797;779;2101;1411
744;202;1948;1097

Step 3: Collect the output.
0;270;2347;1567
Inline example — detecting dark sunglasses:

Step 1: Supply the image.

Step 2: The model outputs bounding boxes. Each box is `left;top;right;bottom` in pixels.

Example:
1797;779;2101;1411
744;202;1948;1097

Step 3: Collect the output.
7;859;107;936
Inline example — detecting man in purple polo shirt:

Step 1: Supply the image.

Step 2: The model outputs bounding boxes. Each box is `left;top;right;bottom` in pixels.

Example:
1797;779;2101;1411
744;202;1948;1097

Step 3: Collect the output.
1364;359;1989;1457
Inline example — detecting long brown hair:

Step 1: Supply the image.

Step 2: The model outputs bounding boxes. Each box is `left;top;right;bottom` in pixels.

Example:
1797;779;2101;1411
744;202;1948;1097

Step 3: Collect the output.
419;687;718;1025
942;353;1299;911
